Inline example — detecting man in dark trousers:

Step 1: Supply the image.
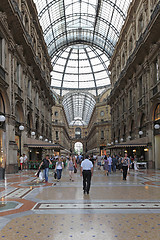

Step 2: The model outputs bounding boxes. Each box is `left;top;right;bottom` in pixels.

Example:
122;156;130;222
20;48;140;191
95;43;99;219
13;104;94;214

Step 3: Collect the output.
80;155;93;194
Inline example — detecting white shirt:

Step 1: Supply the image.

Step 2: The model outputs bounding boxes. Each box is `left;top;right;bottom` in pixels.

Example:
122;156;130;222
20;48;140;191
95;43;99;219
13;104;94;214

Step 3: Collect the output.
107;157;112;165
56;161;64;170
81;159;93;170
23;155;27;163
20;156;24;163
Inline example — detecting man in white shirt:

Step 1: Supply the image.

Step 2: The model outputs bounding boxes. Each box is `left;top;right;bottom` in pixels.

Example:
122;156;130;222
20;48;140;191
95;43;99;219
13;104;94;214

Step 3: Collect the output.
81;155;93;194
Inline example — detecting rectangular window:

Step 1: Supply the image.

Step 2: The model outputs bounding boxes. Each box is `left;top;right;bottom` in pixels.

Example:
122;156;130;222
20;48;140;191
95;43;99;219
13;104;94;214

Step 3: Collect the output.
139;77;142;98
101;130;104;139
129;90;132;107
35;92;39;107
27;79;31;98
0;37;2;65
156;60;159;83
16;63;20;86
56;131;59;140
122;99;125;113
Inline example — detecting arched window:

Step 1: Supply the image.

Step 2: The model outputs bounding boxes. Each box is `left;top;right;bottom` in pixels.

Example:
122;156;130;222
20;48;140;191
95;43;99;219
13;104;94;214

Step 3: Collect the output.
140;114;146;137
122;52;125;67
25;16;29;32
154;104;160;121
129;36;133;53
75;128;81;139
138;14;143;36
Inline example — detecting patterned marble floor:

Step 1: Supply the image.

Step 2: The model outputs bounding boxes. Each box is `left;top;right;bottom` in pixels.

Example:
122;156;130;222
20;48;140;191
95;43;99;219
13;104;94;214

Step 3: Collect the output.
0;167;160;240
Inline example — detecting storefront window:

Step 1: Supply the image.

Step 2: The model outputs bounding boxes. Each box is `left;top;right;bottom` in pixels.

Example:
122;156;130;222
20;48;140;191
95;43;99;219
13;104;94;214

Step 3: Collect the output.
155;104;160;121
0;129;6;168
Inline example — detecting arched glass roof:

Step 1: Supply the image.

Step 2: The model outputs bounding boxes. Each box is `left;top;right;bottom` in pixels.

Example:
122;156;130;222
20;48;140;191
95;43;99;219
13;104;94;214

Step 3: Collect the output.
33;0;132;125
50;44;110;96
34;0;132;58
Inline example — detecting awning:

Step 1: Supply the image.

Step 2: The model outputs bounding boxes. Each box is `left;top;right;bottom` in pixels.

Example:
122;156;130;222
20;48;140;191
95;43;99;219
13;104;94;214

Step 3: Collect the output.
108;137;149;149
24;138;64;150
108;143;148;149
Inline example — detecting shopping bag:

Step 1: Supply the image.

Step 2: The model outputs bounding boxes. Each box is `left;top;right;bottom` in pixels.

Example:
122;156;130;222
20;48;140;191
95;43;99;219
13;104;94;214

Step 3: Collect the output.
39;171;43;181
54;171;57;179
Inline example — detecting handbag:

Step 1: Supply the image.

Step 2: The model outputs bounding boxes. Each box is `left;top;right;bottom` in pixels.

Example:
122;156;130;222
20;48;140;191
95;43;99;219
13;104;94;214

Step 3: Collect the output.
36;169;41;177
54;171;57;179
74;166;77;173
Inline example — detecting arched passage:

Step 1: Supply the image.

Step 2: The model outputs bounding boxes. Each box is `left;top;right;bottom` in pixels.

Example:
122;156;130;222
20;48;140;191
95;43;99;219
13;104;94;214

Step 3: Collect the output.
74;142;83;155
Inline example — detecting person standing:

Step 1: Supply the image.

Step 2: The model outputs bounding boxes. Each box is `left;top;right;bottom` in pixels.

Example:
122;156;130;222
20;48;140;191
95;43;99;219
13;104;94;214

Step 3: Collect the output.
39;155;52;183
19;155;24;171
103;155;109;175
55;157;64;182
80;155;93;194
23;153;28;170
107;154;112;174
122;153;130;180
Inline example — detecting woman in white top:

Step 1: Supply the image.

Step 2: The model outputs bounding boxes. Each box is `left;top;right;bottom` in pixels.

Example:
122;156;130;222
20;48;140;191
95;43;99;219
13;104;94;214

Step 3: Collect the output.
67;155;75;181
55;157;64;182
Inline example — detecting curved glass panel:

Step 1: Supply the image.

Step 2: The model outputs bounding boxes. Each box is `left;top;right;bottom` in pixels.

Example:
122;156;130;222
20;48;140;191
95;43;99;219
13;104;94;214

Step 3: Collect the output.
62;92;96;126
51;44;110;96
33;0;132;57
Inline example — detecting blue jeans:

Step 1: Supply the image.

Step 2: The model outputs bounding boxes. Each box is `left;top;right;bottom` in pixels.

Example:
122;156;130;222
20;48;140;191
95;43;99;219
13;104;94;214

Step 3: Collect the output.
108;165;111;173
113;164;116;172
44;168;49;182
57;169;62;180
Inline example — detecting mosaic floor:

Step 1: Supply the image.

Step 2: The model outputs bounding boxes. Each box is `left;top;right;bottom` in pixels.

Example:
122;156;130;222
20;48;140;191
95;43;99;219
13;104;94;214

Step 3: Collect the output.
0;167;160;240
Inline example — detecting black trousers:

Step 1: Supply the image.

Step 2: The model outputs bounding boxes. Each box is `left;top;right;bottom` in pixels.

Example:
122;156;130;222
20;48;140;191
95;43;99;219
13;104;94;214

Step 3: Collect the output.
122;166;128;180
82;170;92;193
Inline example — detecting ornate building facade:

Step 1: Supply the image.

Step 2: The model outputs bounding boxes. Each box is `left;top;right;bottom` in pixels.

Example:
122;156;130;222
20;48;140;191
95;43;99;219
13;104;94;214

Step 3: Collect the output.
108;0;160;168
87;88;111;156
52;88;112;156
0;0;54;173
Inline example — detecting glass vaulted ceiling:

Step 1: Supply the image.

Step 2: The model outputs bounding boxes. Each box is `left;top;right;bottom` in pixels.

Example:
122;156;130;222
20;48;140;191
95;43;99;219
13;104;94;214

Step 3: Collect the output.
33;0;132;125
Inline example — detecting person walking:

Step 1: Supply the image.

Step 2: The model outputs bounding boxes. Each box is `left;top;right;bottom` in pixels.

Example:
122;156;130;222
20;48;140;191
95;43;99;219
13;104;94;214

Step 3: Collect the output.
55;157;64;182
103;155;109;175
39;155;52;183
107;154;112;174
80;155;93;194
122;153;130;180
67;155;74;181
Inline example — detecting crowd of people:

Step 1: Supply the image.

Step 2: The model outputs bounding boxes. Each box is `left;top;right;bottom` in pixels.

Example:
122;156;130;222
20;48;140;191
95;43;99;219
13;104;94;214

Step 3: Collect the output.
19;152;141;193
